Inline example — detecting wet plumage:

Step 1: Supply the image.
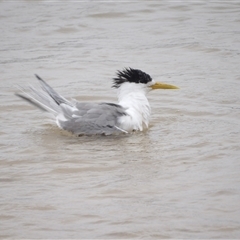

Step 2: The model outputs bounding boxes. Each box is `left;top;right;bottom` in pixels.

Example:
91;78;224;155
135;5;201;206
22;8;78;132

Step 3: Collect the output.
16;68;178;136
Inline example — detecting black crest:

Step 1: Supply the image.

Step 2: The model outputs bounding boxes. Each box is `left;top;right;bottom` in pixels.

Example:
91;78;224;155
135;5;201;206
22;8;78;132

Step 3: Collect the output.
112;68;152;88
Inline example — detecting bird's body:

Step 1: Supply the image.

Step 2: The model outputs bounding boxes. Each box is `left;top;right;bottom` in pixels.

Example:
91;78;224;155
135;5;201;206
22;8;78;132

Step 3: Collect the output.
16;68;178;136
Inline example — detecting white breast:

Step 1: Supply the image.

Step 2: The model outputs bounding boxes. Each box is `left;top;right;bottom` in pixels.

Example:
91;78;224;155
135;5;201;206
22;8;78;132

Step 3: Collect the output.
116;83;151;132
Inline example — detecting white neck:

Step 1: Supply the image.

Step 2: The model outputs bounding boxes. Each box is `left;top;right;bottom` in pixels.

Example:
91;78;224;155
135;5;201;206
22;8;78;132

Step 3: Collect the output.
117;82;151;132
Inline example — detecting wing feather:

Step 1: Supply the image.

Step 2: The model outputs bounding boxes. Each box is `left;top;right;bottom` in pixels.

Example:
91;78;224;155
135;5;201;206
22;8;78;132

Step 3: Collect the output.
57;102;128;135
15;74;128;135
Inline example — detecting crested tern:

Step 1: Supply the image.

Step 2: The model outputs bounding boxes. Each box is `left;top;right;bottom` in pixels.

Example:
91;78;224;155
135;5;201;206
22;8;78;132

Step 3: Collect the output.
16;68;178;135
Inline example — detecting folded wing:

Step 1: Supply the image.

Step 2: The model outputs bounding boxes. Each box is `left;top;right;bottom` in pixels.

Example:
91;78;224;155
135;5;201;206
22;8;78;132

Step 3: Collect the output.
58;102;128;135
16;75;128;135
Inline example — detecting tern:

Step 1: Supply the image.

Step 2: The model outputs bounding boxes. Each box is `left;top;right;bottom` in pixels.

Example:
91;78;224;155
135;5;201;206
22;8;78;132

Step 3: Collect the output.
16;68;178;135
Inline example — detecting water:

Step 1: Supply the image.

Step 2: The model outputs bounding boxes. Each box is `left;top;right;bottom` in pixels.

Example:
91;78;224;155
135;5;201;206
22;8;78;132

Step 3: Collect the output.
1;1;240;238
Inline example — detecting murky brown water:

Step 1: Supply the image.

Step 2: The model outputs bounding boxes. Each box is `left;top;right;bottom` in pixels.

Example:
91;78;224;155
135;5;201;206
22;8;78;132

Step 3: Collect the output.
1;1;240;239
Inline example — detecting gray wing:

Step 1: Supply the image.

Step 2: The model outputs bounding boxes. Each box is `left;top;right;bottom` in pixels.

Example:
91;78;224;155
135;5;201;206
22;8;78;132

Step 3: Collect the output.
58;102;128;135
15;74;128;136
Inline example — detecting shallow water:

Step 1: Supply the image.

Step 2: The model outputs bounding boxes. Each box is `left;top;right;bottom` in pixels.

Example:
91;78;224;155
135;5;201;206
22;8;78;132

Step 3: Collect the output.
1;1;240;239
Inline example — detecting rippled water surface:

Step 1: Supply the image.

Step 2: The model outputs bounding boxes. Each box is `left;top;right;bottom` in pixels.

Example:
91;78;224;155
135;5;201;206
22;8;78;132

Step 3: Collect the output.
1;1;240;239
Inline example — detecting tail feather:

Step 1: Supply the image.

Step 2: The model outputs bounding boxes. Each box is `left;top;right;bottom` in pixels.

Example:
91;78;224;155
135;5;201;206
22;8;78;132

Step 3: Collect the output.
15;75;72;116
15;92;49;112
35;74;72;107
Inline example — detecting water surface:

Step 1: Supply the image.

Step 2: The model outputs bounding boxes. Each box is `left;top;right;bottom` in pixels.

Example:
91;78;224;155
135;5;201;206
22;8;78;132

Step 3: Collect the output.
0;1;240;239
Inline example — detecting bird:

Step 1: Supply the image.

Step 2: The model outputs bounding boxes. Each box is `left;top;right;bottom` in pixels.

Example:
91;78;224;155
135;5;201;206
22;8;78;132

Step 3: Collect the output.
16;68;178;136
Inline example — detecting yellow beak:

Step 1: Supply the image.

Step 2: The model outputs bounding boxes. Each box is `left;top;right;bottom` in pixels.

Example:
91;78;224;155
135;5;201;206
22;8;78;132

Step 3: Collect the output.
151;82;179;90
